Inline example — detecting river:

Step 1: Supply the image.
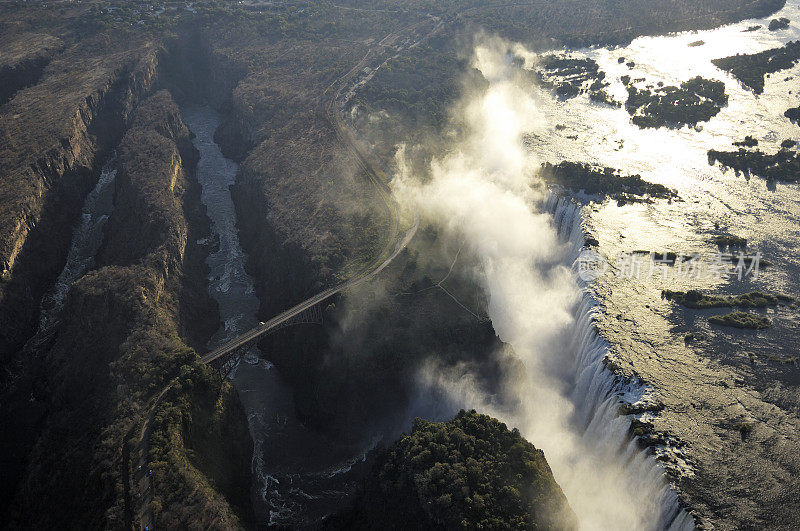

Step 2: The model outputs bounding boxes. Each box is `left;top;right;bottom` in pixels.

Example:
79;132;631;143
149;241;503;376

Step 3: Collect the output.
182;105;369;528
30;156;117;345
524;1;800;362
181;3;800;525
515;2;800;527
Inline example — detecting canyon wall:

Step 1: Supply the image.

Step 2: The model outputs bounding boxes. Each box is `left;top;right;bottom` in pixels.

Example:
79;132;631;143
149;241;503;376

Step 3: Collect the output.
0;34;162;366
189;21;507;444
3;90;251;529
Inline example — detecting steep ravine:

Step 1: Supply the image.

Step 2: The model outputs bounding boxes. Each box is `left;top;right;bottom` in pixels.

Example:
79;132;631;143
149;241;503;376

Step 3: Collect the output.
0;35;162;369
0;25;268;527
0;27;248;371
1;89;253;529
186;104;385;527
0;37;164;522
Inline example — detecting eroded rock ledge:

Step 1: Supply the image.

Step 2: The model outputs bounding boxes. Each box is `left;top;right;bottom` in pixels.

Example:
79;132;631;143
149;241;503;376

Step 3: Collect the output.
5;91;252;530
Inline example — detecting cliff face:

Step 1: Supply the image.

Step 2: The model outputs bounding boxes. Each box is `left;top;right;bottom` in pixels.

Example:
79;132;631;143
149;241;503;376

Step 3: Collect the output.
145;364;253;529
196;20;500;445
0;33;162;365
0;32;61;106
248;227;511;446
5;90;252;530
188;18;390;304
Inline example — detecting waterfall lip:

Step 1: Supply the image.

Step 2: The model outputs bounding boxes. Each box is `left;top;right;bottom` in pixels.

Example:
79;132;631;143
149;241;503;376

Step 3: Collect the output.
548;190;697;530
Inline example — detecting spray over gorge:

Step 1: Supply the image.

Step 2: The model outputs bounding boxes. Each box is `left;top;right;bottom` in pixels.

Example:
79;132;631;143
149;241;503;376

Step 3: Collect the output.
3;1;800;528
388;38;689;529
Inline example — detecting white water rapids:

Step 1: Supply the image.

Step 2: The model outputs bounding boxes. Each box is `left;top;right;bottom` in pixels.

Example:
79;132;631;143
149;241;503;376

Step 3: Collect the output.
179;3;800;525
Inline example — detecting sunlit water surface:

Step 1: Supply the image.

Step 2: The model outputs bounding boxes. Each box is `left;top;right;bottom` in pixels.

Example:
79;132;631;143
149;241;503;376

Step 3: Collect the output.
180;3;800;525
524;1;800;378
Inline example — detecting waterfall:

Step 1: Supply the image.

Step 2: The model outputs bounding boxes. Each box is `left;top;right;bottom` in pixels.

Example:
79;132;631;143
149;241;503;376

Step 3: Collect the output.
545;192;694;531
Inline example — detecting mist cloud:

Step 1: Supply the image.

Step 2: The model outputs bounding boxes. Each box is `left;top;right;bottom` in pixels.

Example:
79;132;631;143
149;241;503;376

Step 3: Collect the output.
392;37;667;530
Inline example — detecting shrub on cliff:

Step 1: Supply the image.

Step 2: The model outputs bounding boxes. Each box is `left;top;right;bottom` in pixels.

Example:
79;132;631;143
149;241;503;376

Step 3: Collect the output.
328;410;577;530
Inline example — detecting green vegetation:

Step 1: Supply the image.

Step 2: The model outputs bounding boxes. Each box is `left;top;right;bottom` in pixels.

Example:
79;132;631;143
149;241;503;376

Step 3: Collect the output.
762;353;799;364
329;410;577;530
537;56;602;98
631;250;685;263
354;34;475;131
628;418;673;449
631;418;655;438
708;144;800;181
733;135;759;147
148;365;252;529
709;311;772;329
734;421;754;439
536;55;621;106
712;41;800;94
684;331;705;342
589;89;622;106
539;161;677;201
712;234;748;248
657;251;679;263
625;76;728;128
618;402;665;415
768;17;791;31
662;289;793;309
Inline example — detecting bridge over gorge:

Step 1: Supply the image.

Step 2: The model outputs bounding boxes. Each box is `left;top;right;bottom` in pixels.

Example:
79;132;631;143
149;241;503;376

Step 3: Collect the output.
200;218;417;366
136;20;427;529
200;21;427;367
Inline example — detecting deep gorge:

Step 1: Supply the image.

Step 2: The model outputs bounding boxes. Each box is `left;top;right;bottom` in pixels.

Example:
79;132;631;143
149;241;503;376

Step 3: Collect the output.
0;29;260;527
4;0;796;526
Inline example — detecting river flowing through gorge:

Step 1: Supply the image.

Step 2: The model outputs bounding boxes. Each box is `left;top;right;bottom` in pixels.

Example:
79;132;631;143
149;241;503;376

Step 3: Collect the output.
183;106;370;528
180;2;800;525
29;157;117;345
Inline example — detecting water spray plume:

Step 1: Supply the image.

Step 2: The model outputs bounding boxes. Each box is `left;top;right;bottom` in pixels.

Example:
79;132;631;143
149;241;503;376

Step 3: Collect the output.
393;37;691;530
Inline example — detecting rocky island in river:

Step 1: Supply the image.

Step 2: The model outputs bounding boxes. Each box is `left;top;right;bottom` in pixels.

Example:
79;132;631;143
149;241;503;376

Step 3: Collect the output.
1;0;798;529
